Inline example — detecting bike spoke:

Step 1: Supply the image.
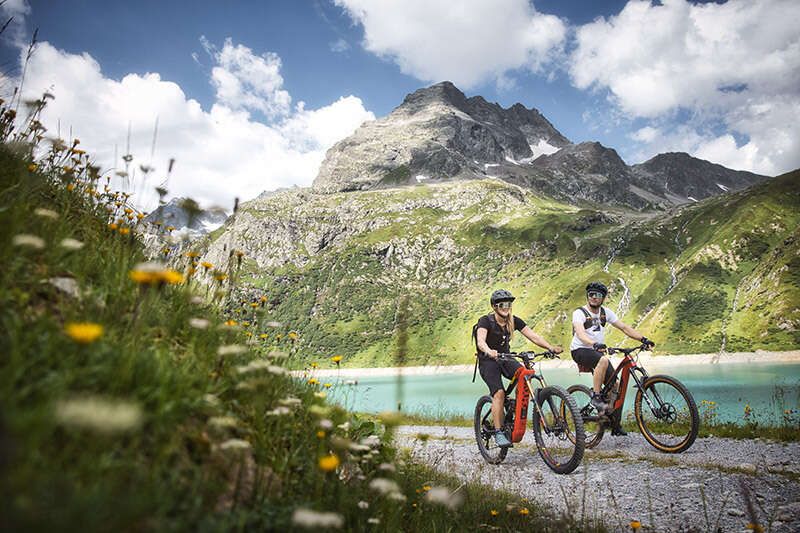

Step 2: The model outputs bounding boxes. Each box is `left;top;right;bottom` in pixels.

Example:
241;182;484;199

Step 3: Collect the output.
637;378;697;451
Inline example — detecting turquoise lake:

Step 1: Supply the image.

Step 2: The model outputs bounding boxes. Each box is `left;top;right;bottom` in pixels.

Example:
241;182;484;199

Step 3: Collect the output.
326;362;800;425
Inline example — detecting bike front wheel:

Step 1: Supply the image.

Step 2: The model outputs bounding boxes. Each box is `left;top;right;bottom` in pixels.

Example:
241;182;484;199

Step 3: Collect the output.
474;395;508;464
634;374;699;453
531;385;585;474
565;384;605;449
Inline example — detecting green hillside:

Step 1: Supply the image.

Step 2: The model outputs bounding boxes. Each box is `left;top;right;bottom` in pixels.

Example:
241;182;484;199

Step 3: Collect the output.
198;171;799;368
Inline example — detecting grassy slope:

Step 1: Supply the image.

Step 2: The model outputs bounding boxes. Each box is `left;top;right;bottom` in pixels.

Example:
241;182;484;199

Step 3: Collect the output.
0;147;596;531
205;172;799;369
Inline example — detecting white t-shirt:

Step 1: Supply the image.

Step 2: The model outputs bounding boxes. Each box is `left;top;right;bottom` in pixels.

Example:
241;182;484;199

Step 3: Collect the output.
570;306;619;351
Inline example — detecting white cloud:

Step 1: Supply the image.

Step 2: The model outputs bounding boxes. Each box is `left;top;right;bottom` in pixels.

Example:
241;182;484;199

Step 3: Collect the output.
0;0;31;46
630;126;659;144
330;38;350;53
13;40;374;211
334;0;566;88
572;0;800;175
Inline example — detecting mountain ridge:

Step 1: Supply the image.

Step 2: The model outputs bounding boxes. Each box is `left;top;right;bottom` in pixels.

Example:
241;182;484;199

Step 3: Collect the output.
312;81;769;209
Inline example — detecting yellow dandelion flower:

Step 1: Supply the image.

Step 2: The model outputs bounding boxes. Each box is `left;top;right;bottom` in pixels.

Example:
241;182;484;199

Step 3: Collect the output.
136;213;145;220
490;509;499;516
224;319;238;327
310;362;318;369
288;331;298;341
64;322;103;344
259;333;268;339
422;485;431;491
161;269;183;284
124;208;133;215
242;321;250;326
201;262;213;270
66;183;76;191
324;383;332;389
108;223;118;231
166;226;175;232
250;302;259;308
519;508;529;516
745;524;764;533
260;295;268;302
316;430;325;439
213;273;227;282
119;227;130;235
185;251;199;258
318;454;340;472
630;521;642;530
187;267;196;275
331;355;343;365
28;163;37;172
129;270;156;284
308;378;319;385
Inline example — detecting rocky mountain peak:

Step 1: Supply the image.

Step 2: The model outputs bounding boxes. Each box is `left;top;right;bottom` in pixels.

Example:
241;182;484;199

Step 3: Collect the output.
399;81;470;113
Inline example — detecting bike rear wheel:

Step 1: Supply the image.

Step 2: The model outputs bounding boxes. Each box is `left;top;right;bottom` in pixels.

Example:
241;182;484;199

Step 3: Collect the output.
634;374;699;453
531;385;585;474
474;395;508;464
565;384;605;449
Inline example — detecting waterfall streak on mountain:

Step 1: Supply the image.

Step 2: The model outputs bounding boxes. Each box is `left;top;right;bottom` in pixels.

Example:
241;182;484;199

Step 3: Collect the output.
616;277;631;319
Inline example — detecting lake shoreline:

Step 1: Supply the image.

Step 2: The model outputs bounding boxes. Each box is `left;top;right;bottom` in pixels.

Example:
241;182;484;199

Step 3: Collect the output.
295;349;800;378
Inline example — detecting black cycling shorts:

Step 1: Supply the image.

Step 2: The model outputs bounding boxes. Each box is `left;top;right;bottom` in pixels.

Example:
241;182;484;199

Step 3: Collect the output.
571;348;613;383
478;356;522;397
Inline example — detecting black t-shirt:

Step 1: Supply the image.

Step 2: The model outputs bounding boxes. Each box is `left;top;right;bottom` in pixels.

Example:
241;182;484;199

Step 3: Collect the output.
476;313;527;357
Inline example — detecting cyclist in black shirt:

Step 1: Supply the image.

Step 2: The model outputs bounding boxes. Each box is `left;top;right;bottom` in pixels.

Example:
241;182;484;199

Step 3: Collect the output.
475;289;563;447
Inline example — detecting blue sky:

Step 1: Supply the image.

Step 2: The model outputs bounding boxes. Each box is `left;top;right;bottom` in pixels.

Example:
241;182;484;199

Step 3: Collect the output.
1;0;798;210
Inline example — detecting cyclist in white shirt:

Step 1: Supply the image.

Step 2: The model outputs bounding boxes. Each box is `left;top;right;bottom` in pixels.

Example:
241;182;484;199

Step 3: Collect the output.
571;281;654;436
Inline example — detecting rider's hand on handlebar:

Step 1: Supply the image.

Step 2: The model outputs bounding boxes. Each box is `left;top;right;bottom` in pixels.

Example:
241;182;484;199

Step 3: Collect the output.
640;336;655;349
592;342;607;352
550;346;563;355
487;349;499;359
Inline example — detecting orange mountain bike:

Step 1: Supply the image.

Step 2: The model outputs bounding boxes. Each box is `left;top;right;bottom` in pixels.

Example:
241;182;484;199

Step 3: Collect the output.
566;343;700;453
474;352;585;474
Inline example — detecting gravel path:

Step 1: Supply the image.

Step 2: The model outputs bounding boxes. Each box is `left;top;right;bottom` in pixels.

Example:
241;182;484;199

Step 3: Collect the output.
396;425;800;532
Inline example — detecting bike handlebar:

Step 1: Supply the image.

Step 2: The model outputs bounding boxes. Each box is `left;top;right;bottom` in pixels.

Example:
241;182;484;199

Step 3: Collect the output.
496;351;560;361
607;342;652;356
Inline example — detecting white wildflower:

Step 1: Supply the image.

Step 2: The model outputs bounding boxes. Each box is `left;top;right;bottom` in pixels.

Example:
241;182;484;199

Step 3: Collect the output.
378;463;396;473
236;360;272;374
34;207;59;219
13;234;45;249
219;438;251;451
368;478;400;495
277;397;302;407
208;416;238;429
388;492;406;502
361;435;381;448
188;317;210;329
190;295;204;305
267;365;288;375
424;486;464;510
348;443;370;452
367;517;380;524
266;406;291;416
217;344;247;356
318;418;333;430
203;394;220;406
357;501;369;510
314;391;327;399
265;321;283;328
337;421;350;431
54;396;142;434
291;508;344;529
59;238;84;250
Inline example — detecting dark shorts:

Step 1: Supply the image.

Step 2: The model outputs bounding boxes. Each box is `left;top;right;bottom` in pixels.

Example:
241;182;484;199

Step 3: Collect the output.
478;356;522;397
571;348;613;383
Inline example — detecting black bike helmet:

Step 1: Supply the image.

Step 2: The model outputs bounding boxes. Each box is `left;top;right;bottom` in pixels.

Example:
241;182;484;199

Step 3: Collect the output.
490;289;515;306
585;281;608;297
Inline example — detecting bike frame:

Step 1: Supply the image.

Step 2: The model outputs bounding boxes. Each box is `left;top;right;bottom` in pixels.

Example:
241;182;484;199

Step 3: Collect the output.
584;346;653;424
501;354;550;443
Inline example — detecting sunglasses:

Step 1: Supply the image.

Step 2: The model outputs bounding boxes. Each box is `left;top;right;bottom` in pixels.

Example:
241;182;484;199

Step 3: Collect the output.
587;291;605;299
494;301;513;309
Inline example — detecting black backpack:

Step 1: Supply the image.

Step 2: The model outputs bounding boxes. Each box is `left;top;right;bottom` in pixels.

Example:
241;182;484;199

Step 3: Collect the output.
574;306;606;333
471;313;494;382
